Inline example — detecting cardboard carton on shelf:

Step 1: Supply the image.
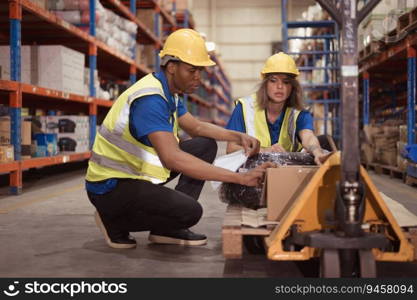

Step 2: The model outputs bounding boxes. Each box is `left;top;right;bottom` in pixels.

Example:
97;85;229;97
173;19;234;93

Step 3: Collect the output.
0;46;33;84
0;116;10;144
36;45;85;95
136;9;163;34
0;145;14;163
263;166;319;221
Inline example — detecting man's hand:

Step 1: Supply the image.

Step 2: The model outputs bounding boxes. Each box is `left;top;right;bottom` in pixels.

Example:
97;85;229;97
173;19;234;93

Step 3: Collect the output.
238;133;260;156
312;148;332;165
237;162;277;187
261;143;286;153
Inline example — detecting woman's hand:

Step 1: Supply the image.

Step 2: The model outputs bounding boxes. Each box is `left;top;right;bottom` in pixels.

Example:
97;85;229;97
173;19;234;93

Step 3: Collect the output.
261;143;286;153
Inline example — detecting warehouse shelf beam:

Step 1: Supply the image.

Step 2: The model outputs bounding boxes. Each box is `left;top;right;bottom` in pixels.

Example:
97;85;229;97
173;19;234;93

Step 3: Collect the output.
287;20;336;28
105;0;161;46
288;35;337;39
21;152;91;169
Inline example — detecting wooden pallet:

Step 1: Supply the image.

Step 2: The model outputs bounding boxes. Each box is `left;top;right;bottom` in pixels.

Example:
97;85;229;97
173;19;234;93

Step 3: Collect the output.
364;162;406;180
222;204;273;259
405;175;417;186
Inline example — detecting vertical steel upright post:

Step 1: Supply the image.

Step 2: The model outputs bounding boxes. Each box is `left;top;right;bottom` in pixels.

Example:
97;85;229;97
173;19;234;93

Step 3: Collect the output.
407;46;416;146
281;0;288;52
130;0;136;14
9;0;22;194
130;0;137;85
363;72;370;125
154;7;161;73
89;0;97;149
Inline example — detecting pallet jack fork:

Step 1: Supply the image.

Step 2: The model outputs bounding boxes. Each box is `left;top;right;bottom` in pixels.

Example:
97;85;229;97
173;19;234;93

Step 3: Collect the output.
265;0;415;277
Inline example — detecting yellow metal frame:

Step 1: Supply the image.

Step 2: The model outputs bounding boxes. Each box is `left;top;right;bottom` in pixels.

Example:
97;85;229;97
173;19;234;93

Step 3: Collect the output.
266;151;415;262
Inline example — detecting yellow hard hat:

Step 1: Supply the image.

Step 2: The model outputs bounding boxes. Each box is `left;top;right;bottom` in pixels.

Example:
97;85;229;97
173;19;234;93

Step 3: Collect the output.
260;52;299;77
159;29;216;67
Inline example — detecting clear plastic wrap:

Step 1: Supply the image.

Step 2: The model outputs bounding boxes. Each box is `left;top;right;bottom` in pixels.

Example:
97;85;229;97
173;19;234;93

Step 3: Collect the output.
219;152;315;209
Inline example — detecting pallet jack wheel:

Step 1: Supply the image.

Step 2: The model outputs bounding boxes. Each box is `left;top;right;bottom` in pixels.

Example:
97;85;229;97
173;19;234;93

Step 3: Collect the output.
320;249;341;278
243;235;265;254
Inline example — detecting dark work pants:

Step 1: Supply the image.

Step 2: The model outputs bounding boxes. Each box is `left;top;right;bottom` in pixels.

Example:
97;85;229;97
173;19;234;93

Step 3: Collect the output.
87;137;218;233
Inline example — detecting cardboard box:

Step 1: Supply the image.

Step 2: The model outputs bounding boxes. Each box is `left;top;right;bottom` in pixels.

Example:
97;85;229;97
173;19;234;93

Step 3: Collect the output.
0;116;10;144
399;125;407;143
361;143;374;164
0;145;14;163
136;9;163;32
21;119;32;145
28;0;46;9
0;46;33;84
382;150;397;166
162;0;190;11
36;45;85;95
397;155;408;172
264;166;318;221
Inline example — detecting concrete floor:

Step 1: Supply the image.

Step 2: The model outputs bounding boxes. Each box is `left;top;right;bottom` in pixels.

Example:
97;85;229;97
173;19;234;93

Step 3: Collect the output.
0;143;416;278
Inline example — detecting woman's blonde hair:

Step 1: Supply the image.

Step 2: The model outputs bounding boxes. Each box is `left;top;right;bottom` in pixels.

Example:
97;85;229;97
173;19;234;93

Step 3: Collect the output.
255;73;304;110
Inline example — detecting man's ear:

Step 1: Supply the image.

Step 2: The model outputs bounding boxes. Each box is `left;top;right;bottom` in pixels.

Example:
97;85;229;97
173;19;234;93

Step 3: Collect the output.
166;61;177;75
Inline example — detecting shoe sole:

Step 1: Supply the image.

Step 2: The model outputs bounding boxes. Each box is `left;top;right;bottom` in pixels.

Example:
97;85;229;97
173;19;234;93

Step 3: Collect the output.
94;211;136;249
148;234;207;246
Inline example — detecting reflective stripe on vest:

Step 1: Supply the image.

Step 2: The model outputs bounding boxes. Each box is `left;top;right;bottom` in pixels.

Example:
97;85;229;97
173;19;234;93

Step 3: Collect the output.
90;151;164;184
98;126;164;168
238;94;302;151
113;87;169;136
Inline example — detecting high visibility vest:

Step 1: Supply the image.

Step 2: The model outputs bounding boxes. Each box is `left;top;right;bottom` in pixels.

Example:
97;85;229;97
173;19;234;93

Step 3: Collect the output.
86;73;179;184
236;94;303;152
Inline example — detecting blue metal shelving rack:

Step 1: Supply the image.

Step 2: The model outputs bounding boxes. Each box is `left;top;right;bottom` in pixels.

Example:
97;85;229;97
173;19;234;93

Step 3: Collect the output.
281;0;341;142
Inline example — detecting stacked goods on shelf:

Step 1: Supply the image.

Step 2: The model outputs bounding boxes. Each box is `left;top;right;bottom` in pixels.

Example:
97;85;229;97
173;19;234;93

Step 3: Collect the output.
28;0;47;9
48;0;138;58
0;107;13;164
361;121;402;167
0;45;85;95
0;107;31;162
161;0;190;11
135;44;156;69
0;46;34;84
358;0;417;56
36;45;85;95
313;104;332;136
135;7;164;69
398;125;408;171
39;115;90;155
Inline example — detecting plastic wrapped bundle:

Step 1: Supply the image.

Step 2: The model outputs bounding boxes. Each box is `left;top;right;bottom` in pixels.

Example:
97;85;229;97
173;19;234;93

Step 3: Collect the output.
219;152;315;209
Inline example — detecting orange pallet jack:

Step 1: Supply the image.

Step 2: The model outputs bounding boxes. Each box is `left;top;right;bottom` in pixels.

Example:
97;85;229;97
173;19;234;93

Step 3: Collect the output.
223;0;415;278
266;152;415;277
265;0;415;277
